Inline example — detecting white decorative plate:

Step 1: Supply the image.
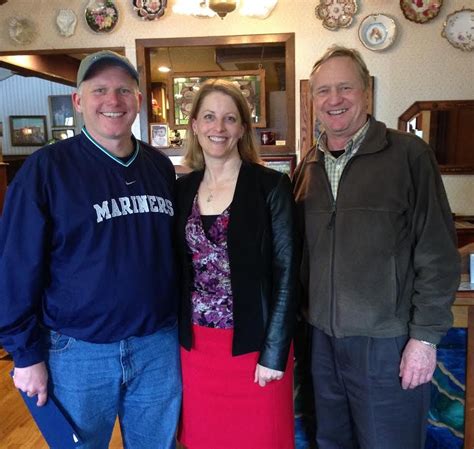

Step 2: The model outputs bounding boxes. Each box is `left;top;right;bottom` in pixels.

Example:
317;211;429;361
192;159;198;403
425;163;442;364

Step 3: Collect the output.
315;0;358;31
8;17;36;44
442;8;474;52
359;14;397;51
56;9;77;37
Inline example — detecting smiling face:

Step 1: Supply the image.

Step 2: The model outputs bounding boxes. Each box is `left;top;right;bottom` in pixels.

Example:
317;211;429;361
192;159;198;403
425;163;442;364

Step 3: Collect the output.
72;65;142;154
311;56;368;149
192;91;245;163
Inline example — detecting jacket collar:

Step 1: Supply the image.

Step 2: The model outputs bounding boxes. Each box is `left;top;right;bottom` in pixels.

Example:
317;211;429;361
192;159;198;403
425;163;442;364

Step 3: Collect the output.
305;116;388;164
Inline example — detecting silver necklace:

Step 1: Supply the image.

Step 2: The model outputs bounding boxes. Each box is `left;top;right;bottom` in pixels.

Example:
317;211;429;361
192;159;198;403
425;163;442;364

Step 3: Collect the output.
205;177;220;203
204;163;241;203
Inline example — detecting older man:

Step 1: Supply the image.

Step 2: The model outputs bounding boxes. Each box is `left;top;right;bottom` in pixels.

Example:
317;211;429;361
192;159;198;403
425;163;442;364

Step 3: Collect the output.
0;51;181;449
293;46;460;449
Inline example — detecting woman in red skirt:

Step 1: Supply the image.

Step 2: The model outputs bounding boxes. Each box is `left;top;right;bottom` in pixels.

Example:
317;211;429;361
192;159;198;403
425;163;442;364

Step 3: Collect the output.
176;79;298;449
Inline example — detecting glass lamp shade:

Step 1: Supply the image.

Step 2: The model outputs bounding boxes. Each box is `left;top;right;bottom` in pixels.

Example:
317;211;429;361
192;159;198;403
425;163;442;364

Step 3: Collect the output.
208;0;238;18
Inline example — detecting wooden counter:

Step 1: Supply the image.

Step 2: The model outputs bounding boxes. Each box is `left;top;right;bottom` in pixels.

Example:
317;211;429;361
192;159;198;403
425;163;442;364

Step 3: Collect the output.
453;275;474;449
456;220;474;248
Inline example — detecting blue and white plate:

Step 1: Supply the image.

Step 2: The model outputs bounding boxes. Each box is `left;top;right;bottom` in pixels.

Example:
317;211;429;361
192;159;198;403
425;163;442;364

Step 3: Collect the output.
359;14;397;51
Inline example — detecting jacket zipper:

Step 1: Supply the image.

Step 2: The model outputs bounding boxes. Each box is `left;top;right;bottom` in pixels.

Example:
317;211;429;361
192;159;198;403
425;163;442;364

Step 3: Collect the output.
321;166;337;335
325;157;356;336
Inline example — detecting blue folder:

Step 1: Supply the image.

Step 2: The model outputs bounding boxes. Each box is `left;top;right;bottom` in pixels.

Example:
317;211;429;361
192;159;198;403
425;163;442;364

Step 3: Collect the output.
12;374;81;448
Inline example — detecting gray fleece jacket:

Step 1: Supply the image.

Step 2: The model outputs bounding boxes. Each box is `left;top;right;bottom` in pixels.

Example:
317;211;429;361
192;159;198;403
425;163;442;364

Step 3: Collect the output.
293;117;460;344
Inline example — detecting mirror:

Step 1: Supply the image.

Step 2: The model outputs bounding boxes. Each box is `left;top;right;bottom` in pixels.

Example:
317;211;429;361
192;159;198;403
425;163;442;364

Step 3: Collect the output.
398;100;474;174
136;34;295;156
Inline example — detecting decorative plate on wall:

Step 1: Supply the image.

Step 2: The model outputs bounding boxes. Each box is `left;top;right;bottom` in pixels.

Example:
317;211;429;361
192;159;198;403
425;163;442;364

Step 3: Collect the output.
85;0;119;33
315;0;358;31
442;8;474;52
56;9;78;37
8;17;36;44
133;0;167;20
400;0;443;24
358;14;397;51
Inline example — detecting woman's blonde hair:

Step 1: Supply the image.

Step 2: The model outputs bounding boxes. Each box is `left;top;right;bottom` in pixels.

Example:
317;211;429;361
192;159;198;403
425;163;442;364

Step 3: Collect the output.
183;78;261;170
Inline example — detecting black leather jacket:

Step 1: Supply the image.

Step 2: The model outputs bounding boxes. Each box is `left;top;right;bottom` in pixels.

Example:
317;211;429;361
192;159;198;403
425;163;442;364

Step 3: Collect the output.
176;161;298;371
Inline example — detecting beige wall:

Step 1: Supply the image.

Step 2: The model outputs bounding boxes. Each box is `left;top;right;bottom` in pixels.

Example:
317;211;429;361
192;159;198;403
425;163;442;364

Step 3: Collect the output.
1;0;472;213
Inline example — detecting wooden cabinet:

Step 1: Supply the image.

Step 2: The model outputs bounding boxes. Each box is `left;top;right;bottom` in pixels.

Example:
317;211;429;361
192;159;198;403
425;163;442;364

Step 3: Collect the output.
456;218;474;247
137;33;295;157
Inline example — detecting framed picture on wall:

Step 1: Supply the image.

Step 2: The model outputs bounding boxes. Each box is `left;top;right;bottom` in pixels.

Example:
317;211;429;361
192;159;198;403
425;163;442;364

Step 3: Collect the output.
52;128;75;141
9;116;48;146
262;155;296;177
0;121;3;137
168;69;266;129
150;123;169;148
49;95;75;128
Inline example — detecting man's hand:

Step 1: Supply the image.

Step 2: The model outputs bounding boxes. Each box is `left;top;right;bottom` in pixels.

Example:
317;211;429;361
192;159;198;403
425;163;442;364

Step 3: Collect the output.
399;338;436;390
13;362;49;406
254;363;284;387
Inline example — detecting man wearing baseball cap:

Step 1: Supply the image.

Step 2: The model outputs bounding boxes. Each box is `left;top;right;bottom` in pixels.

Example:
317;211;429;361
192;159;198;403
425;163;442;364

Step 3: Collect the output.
0;50;181;448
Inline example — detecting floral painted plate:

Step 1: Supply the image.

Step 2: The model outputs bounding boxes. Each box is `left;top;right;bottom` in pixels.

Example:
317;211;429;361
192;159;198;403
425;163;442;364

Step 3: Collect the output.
315;0;358;31
442;8;474;52
400;0;443;24
133;0;167;21
359;14;397;51
85;0;119;33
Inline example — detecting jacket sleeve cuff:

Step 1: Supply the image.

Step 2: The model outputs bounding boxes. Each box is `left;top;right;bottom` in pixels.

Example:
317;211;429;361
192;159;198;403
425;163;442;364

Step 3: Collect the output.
258;343;291;372
12;347;44;368
409;329;442;346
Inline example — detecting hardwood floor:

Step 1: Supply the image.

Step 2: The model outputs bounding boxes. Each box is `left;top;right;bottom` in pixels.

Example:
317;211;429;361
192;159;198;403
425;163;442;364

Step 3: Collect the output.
0;350;125;449
0;351;186;448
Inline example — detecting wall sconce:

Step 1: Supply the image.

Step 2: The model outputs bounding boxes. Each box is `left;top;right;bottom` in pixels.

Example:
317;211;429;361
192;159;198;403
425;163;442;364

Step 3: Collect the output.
172;0;277;19
208;0;238;18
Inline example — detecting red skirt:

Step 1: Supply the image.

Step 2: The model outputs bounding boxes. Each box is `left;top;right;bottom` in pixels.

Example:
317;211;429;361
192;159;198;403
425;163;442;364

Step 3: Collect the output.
178;324;294;449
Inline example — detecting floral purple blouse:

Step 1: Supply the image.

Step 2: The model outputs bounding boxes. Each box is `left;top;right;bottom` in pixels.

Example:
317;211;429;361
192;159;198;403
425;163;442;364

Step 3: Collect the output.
185;195;234;328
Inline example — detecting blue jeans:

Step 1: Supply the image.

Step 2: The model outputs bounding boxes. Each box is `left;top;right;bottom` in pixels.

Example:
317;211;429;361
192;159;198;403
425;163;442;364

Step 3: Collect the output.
43;322;181;449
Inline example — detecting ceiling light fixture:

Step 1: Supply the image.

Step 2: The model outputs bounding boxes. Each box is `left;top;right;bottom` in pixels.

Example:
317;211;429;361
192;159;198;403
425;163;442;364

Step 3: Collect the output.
158;47;172;73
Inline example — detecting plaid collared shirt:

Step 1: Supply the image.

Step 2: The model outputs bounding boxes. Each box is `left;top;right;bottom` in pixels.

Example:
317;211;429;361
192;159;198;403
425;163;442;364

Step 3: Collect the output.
317;120;370;199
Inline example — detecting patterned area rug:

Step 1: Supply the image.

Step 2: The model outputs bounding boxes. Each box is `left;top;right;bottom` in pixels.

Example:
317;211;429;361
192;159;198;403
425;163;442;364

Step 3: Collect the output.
425;328;466;449
293;327;467;449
